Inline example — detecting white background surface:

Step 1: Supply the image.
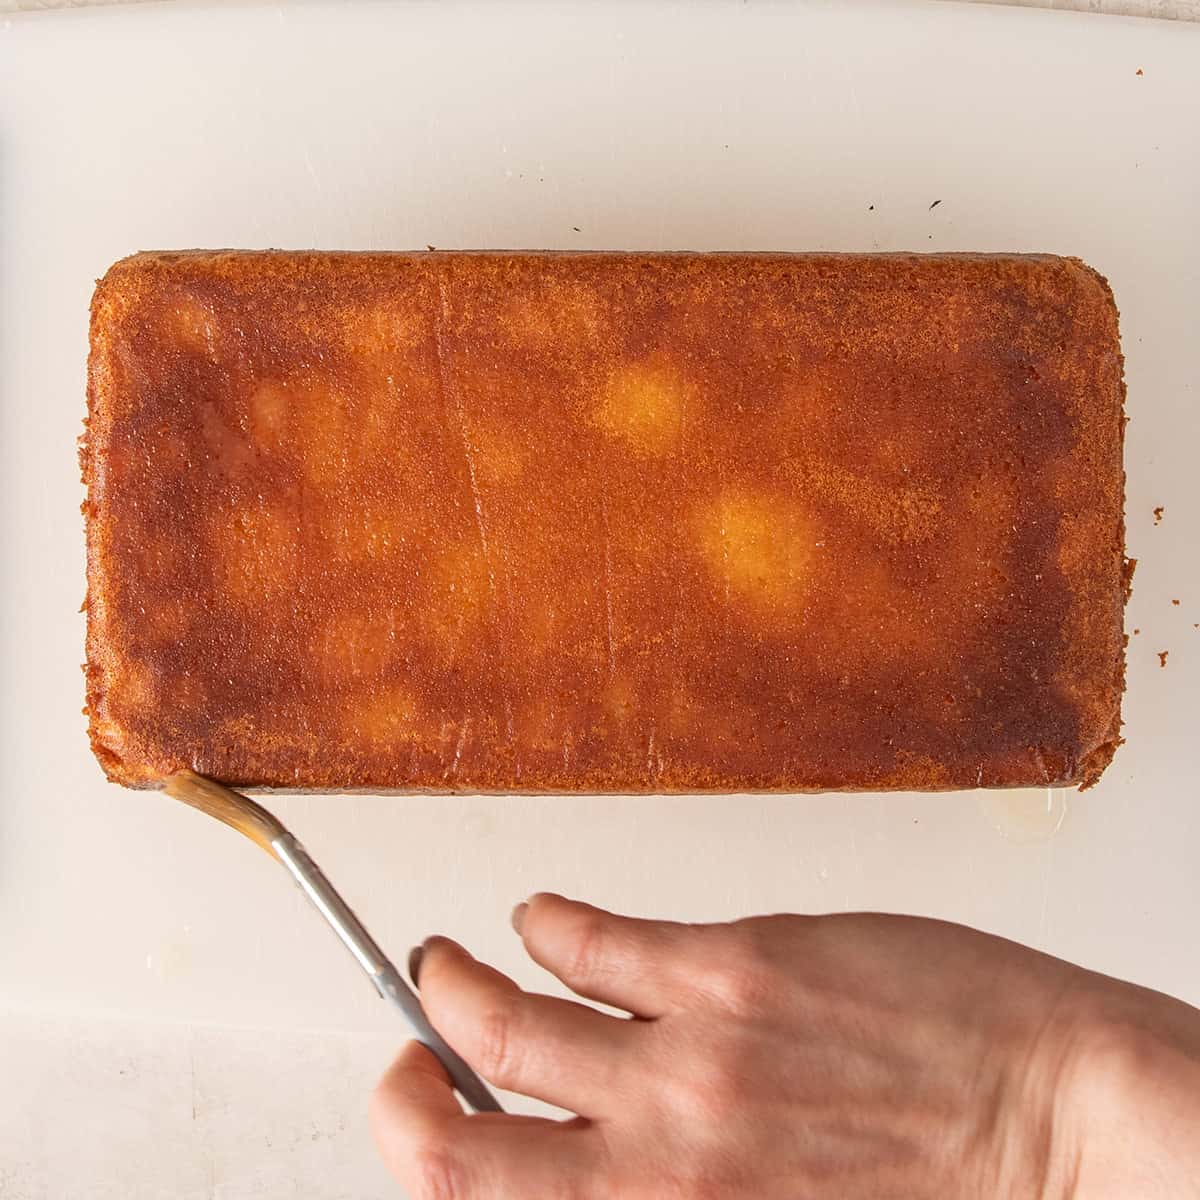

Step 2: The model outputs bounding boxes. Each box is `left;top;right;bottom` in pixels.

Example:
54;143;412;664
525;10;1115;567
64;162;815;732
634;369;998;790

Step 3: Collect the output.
6;0;1200;20
2;1;1198;1195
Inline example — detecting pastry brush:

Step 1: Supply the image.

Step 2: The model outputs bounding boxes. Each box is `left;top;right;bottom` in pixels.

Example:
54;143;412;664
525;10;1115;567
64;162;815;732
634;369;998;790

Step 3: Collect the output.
163;769;502;1113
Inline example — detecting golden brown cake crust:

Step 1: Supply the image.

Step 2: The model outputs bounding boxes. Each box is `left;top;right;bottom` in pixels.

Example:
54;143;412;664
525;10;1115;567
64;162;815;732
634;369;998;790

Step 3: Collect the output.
83;251;1126;792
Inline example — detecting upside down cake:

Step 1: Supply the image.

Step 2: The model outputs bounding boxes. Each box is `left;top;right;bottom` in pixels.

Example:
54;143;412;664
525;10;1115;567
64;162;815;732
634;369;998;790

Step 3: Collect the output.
83;251;1127;792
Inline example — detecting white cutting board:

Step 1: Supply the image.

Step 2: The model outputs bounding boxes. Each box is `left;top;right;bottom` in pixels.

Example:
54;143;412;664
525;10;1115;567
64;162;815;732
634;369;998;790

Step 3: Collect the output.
1;0;1197;1044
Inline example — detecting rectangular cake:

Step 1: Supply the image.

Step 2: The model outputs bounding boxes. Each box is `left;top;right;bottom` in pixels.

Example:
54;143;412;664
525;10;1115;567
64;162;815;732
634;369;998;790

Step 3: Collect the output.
83;251;1127;792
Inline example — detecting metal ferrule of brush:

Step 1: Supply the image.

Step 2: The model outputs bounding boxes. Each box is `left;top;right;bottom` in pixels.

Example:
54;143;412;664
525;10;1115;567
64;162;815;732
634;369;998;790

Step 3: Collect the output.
271;832;503;1114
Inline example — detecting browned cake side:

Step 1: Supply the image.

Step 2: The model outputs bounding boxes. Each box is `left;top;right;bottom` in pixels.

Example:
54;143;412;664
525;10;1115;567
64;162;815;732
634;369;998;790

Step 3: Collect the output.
83;251;1126;792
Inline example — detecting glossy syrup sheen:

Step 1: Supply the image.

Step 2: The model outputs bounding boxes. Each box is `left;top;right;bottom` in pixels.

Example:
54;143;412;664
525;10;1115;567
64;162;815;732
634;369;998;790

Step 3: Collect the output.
83;251;1126;792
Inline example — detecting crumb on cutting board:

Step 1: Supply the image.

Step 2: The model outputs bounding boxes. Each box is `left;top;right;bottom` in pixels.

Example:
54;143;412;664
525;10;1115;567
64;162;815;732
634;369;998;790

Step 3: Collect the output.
1158;650;1169;668
1153;505;1164;524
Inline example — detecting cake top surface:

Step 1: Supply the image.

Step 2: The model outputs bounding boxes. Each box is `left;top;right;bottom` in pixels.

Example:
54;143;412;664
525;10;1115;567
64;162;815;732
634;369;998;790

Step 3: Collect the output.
84;251;1125;791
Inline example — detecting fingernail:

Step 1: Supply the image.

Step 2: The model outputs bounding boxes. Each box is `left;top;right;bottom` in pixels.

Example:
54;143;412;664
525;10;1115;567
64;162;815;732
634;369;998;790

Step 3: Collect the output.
408;944;424;986
511;902;529;935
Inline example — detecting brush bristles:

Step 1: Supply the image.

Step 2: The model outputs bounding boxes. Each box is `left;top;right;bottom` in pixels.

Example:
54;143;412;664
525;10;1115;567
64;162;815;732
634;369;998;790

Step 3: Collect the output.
162;770;286;855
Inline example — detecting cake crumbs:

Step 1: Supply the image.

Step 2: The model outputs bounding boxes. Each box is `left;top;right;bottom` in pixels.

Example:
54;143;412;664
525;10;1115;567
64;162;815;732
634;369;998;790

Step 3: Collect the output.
1122;557;1137;601
1136;68;1144;76
1158;651;1169;668
1133;628;1141;635
1172;599;1180;606
1153;505;1164;524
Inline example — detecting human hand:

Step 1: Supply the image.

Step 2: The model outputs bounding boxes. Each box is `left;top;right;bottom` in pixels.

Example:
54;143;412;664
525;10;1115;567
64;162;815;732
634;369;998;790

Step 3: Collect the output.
370;896;1200;1198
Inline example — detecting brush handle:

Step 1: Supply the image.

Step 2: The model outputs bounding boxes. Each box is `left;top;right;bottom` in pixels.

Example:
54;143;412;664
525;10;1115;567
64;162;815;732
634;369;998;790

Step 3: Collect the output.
272;833;503;1114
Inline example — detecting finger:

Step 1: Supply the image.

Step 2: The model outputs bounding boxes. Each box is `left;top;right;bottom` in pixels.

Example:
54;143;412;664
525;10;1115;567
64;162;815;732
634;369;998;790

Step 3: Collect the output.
371;1042;604;1199
516;892;693;1017
417;936;639;1117
370;1041;463;1182
420;1114;602;1200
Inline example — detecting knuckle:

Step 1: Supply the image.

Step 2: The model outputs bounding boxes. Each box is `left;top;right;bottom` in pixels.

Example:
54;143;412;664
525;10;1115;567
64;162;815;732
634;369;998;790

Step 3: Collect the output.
627;1155;738;1200
687;1058;750;1125
680;1177;733;1200
695;923;782;1015
704;957;774;1016
717;964;774;1015
409;1139;468;1200
565;914;612;990
550;1180;592;1200
475;994;524;1088
658;1030;750;1128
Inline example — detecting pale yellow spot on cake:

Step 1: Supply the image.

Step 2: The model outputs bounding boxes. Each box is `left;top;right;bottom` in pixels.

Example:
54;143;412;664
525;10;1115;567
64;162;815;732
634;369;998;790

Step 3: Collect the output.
248;381;293;450
424;543;491;659
595;359;689;456
698;492;816;610
249;378;355;485
295;382;353;486
167;296;218;356
251;363;425;483
348;686;420;746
